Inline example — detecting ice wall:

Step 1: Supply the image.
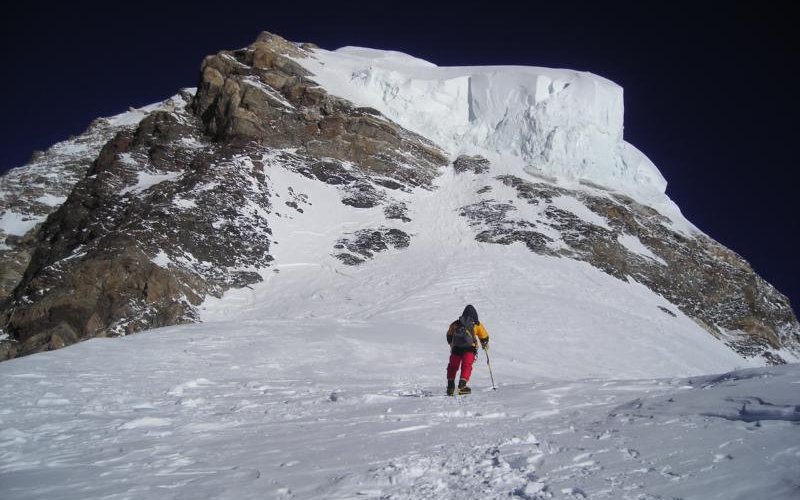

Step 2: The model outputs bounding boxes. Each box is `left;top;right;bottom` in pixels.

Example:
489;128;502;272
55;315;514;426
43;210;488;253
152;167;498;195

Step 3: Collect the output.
296;46;668;197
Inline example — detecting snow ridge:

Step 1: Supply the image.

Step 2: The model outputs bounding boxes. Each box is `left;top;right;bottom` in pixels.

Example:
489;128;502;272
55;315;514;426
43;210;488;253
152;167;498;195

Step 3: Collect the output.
294;47;667;200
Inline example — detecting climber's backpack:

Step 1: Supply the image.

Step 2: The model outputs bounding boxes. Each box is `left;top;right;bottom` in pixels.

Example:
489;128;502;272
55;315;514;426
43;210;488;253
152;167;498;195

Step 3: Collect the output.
451;316;476;349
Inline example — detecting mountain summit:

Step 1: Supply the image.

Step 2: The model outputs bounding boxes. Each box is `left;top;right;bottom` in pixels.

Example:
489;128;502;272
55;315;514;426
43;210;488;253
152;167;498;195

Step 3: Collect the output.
1;32;798;368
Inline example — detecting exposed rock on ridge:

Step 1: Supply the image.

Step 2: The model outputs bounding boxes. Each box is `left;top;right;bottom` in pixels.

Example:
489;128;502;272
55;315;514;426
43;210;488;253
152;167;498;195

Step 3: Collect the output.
0;99;187;302
192;32;445;185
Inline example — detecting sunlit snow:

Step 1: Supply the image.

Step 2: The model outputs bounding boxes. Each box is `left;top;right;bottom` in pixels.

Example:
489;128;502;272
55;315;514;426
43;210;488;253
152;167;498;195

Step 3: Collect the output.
295;47;666;200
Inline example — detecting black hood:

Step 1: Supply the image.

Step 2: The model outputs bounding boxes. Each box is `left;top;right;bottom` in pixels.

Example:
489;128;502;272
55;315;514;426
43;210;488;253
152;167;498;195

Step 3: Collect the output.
461;304;479;323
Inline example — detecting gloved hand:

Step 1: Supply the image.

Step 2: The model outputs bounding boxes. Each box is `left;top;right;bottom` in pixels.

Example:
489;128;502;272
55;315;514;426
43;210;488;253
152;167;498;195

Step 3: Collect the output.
481;339;489;351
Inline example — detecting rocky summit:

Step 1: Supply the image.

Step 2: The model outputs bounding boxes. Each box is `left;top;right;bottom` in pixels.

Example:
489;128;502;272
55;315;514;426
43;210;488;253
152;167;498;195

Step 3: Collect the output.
1;32;798;364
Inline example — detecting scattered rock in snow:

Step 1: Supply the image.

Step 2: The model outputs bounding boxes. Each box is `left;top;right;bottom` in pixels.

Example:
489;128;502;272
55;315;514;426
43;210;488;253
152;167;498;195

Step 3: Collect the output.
334;228;411;265
453;154;491;174
458;174;800;362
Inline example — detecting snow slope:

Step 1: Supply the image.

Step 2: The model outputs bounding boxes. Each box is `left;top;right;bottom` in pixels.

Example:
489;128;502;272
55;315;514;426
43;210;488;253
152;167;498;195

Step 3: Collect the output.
1;321;797;499
201;155;756;380
4;148;787;499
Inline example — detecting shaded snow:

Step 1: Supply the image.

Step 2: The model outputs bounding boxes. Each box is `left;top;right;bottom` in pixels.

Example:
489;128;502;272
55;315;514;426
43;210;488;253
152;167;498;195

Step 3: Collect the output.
50;141;90;157
34;193;66;207
151;250;172;268
174;197;198;209
618;233;667;265
120;171;180;195
0;211;46;236
118;152;138;166
551;195;612;230
105;89;196;128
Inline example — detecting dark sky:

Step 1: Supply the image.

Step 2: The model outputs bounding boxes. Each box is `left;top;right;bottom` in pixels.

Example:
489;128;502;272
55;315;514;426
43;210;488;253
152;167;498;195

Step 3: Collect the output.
2;2;797;311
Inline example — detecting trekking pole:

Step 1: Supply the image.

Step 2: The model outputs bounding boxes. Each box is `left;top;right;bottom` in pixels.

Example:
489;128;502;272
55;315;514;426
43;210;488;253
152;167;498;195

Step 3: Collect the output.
483;345;497;390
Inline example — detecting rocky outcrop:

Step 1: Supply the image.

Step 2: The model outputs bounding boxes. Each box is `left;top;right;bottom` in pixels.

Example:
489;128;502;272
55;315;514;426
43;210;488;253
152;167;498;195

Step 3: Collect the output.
334;228;411;265
3;94;213;355
453;155;491;174
192;32;446;186
457;166;800;363
0;99;185;302
384;202;411;223
0;95;195;358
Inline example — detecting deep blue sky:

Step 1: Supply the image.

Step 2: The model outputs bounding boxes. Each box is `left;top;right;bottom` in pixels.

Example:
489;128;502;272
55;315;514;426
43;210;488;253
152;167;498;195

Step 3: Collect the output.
2;2;797;311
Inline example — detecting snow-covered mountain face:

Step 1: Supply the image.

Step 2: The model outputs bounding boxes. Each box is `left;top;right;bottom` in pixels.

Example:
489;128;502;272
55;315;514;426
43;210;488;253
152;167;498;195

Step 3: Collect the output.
0;32;798;370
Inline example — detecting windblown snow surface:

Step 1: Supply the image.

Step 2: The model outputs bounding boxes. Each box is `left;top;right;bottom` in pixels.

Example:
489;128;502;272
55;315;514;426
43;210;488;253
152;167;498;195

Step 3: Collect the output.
2;47;799;499
2;164;798;500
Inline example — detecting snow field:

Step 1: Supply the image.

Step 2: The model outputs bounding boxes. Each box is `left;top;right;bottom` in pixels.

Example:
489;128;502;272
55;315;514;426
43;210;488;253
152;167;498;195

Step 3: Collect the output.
1;323;797;499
